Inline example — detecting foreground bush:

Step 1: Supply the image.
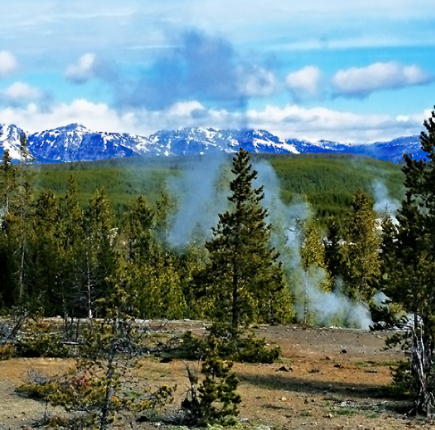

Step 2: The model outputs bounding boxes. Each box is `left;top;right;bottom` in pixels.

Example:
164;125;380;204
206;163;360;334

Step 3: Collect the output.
174;323;281;364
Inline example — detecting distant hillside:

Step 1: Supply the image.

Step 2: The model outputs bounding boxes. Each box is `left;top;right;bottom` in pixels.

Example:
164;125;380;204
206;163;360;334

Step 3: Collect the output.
34;154;405;227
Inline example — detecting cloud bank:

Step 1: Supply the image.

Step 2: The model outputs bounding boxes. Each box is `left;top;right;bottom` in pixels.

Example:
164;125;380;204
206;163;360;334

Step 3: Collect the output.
2;82;42;102
332;62;433;97
0;98;427;143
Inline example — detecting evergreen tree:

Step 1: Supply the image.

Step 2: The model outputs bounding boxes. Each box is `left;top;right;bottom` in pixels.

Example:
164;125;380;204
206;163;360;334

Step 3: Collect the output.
0;150;17;216
382;108;435;416
123;195;154;263
341;190;380;303
83;189;117;318
203;148;284;328
323;216;343;283
58;175;86;317
30;190;61;313
301;221;332;292
300;221;332;325
14;133;35;303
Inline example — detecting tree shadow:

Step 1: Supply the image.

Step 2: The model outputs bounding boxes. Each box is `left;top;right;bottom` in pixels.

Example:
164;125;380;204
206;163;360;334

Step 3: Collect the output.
239;372;385;399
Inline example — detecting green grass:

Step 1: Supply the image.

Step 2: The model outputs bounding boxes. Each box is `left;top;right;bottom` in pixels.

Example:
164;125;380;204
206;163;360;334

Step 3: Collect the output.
31;154;405;226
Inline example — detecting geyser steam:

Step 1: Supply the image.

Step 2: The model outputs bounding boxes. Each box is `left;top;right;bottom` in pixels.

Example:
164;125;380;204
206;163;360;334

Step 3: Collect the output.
254;161;372;329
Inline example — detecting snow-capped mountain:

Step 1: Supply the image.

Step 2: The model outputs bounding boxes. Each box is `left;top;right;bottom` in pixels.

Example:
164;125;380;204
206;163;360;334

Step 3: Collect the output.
0;123;425;163
148;128;299;156
29;123;155;163
0;124;28;160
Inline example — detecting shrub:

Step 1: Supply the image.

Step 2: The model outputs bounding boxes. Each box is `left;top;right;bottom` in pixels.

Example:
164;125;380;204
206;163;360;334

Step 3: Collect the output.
381;360;413;399
181;339;241;427
15;331;70;358
0;343;14;360
175;323;281;364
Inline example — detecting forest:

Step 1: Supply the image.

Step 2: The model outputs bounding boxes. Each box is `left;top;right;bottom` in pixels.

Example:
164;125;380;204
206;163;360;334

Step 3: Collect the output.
1;110;435;429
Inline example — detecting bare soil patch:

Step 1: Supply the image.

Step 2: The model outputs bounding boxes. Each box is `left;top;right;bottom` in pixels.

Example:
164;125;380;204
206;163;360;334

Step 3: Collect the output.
1;323;433;429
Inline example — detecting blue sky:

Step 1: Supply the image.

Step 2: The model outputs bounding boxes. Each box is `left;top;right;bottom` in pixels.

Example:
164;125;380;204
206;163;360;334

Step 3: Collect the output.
0;0;434;142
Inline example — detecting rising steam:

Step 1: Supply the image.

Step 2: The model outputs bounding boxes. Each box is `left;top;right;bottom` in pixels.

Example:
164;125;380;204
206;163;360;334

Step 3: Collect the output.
254;161;372;329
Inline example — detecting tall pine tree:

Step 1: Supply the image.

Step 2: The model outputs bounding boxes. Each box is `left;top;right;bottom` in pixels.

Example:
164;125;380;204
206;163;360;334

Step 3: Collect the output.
341;190;380;303
203;148;284;328
382;108;435;416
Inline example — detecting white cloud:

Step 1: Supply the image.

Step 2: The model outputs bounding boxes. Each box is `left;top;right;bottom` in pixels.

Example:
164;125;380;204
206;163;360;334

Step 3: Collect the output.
0;51;18;77
65;53;97;83
0;98;427;144
286;66;322;98
332;62;433;97
240;67;277;97
2;82;42;101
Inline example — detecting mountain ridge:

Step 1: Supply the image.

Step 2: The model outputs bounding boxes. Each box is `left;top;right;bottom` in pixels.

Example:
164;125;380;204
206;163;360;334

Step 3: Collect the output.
0;123;424;163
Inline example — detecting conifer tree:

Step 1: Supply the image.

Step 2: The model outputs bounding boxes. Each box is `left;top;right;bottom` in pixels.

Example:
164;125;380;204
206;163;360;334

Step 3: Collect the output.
59;175;86;317
123;195;154;263
31;190;61;313
301;222;332;292
204;148;284;328
0;149;17;216
83;189;117;318
341;190;380;303
15;134;35;303
382;108;435;416
323;216;343;283
300;221;332;324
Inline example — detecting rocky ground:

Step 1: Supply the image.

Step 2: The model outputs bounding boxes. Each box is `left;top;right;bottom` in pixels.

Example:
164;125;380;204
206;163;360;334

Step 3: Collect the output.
0;323;433;429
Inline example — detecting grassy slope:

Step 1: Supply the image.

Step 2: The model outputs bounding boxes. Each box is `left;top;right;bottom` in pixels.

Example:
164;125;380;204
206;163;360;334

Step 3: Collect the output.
32;154;404;225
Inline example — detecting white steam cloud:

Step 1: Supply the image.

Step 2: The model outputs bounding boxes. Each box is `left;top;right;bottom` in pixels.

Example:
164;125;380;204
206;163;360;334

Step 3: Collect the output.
255;161;372;329
372;180;400;217
167;151;229;248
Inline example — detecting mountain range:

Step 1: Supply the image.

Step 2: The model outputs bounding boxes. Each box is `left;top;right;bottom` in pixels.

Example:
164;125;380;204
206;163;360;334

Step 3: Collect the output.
0;123;424;164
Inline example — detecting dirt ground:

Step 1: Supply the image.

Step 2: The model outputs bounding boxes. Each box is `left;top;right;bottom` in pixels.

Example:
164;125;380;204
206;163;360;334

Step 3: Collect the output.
1;323;433;430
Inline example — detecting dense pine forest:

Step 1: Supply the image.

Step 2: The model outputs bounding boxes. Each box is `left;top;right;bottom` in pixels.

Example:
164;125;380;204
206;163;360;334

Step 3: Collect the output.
0;140;403;322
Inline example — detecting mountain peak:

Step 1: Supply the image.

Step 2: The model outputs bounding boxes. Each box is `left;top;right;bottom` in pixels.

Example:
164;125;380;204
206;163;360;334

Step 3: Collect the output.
60;123;89;132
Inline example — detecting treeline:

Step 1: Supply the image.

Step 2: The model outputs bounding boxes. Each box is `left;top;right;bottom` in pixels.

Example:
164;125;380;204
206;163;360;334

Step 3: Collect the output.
0;137;388;327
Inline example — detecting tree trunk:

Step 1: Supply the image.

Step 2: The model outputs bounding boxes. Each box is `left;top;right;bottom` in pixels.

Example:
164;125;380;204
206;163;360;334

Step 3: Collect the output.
100;357;115;430
232;272;239;330
18;241;25;302
304;271;308;326
410;316;435;416
86;251;93;319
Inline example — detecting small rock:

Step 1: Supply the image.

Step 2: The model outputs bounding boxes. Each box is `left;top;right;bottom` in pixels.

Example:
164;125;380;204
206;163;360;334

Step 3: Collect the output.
277;365;292;372
323;413;333;418
334;363;344;369
281;396;287;401
325;356;331;360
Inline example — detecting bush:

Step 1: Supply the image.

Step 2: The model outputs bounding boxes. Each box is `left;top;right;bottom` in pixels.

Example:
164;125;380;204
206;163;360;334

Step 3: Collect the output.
175;323;281;364
181;339;241;427
15;332;70;358
14;320;71;358
381;360;413;399
0;343;14;360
